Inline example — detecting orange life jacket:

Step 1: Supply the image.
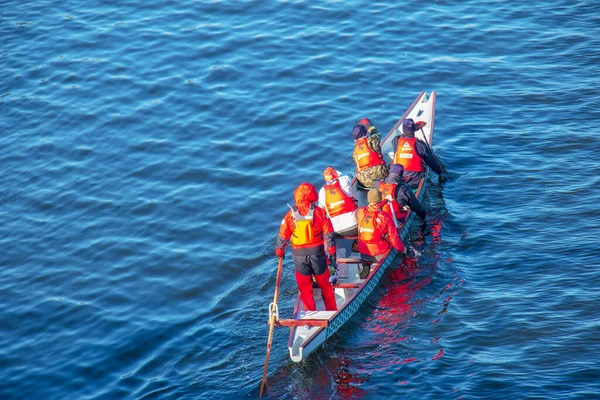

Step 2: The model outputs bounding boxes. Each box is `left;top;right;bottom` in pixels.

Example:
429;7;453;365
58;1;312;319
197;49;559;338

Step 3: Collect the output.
393;137;424;172
354;137;385;171
378;182;407;222
324;180;357;217
357;208;391;256
358;209;382;244
290;204;324;247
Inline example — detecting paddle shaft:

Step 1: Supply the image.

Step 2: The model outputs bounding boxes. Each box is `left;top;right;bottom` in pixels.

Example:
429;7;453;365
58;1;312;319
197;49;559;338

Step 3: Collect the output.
388;198;409;257
259;257;284;398
419;127;446;173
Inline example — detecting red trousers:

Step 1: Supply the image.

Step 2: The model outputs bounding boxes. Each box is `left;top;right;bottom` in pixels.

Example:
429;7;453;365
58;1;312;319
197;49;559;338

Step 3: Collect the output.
295;269;338;311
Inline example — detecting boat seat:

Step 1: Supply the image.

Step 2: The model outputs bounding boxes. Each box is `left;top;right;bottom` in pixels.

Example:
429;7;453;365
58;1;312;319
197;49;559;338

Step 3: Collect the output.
332;283;362;288
337;257;373;264
297;310;336;320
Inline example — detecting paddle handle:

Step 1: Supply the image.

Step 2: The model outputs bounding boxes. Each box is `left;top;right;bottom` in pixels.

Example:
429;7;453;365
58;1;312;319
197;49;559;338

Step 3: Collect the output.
420;127;446;173
259;257;284;397
272;257;283;305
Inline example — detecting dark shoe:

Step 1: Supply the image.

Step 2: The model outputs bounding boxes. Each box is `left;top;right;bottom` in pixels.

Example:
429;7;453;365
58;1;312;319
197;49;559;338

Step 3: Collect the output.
359;263;371;279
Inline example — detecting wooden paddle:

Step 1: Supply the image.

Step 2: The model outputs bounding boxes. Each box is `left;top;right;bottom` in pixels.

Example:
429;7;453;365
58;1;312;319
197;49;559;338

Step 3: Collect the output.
417;122;447;178
259;257;284;398
387;197;419;258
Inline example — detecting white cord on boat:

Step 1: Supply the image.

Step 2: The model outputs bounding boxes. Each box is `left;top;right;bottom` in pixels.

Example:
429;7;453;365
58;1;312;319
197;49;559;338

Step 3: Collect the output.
268;302;279;320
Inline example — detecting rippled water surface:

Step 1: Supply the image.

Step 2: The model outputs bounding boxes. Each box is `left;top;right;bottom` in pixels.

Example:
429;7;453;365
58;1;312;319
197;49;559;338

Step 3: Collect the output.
2;1;600;399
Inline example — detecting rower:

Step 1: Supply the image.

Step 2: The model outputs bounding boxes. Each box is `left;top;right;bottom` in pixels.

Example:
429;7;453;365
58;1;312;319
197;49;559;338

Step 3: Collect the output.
275;183;338;312
356;189;405;279
391;118;449;189
317;166;358;238
377;163;427;225
352;118;388;189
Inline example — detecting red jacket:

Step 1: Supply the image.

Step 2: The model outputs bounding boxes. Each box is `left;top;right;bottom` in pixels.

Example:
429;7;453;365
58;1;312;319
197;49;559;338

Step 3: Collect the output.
357;203;405;257
276;183;336;256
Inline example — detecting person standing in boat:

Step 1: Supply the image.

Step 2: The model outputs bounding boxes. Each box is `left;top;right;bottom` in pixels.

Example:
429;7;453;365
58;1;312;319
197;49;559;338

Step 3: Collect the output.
275;182;338;312
318;166;359;237
352;118;388;189
377;163;427;225
356;189;405;279
392;118;448;189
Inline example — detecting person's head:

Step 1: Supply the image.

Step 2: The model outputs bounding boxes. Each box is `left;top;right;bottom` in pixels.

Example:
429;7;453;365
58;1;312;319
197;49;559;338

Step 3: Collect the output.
402;118;416;135
294;182;319;215
367;188;382;205
357;117;372;129
358;118;378;135
323;166;339;183
352;125;367;140
386;163;404;183
402;119;426;136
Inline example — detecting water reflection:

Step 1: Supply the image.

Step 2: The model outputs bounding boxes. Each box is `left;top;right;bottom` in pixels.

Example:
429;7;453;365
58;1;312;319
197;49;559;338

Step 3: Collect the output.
259;210;458;399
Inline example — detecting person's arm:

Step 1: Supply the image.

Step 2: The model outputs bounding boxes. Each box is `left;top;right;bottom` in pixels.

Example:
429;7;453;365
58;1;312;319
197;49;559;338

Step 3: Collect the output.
275;211;293;257
403;186;427;220
379;212;405;253
416;140;444;175
352;145;358;168
391;136;399;153
340;176;352;195
339;175;355;197
367;133;382;153
317;187;326;210
318;208;337;255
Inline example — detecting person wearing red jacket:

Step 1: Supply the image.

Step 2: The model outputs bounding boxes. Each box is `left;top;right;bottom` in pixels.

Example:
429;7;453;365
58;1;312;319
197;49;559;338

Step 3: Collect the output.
356;189;405;278
275;183;338;312
318;166;358;237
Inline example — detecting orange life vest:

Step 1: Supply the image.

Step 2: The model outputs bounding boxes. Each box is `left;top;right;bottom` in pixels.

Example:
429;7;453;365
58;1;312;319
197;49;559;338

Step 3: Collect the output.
357;208;391;256
358;209;383;244
378;182;406;222
393;137;424;172
324;180;357;217
354;137;385;171
290;204;324;247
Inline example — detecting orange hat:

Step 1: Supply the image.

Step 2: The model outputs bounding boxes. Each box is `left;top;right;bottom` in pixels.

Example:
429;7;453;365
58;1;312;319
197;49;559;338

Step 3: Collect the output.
294;182;318;215
323;167;338;182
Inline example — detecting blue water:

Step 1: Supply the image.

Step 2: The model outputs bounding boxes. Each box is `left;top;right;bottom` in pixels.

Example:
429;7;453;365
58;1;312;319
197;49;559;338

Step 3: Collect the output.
2;0;600;399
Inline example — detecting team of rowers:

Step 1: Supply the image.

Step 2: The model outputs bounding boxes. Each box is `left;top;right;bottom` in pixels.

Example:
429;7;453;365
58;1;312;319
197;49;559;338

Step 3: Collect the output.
274;117;449;312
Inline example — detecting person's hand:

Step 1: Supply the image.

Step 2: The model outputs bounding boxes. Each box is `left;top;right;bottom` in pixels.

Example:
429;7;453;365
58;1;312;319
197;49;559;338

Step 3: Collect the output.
404;246;421;259
327;253;337;267
328;255;339;284
329;271;338;284
275;248;285;260
438;170;450;184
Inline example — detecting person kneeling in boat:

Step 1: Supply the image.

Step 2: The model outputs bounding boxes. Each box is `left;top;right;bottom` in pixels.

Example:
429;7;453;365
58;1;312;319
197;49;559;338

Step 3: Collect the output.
352;118;388;189
392;118;449;189
377;163;427;226
275;183;338;312
356;189;405;279
318;167;359;238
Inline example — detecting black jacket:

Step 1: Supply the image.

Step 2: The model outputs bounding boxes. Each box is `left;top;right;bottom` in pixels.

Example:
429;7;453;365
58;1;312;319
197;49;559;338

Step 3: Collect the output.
384;172;427;221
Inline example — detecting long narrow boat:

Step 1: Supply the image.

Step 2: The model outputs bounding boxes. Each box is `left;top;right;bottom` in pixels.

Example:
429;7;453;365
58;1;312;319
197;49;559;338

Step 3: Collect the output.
274;91;437;362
